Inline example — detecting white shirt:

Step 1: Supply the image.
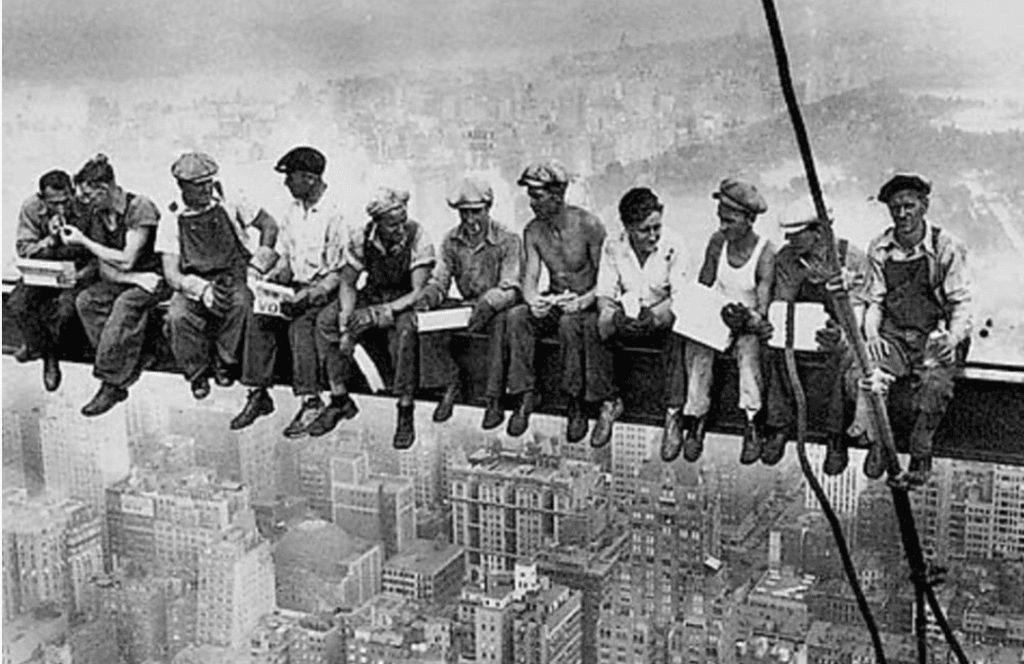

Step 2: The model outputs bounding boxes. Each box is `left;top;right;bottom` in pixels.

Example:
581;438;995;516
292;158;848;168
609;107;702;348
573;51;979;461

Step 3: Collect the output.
596;231;688;315
716;234;768;309
275;191;347;285
154;189;260;257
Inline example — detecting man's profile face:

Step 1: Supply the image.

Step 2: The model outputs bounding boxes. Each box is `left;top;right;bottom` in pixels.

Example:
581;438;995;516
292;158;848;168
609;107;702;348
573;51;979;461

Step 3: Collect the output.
717;204;754;243
886;190;928;239
285;170;319;200
458;207;489;235
78;181;111;210
626;210;663;255
41;186;72;218
179;180;215;210
785;225;820;256
527;186;564;220
375;208;408;245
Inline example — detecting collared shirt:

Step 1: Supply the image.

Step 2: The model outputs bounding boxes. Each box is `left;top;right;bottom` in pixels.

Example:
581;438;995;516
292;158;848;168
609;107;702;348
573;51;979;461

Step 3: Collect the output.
428;219;522;307
596;231;688;308
273;190;346;285
342;219;435;274
15;194;91;263
865;220;971;338
154;188;260;257
773;238;870;311
88;186;162;273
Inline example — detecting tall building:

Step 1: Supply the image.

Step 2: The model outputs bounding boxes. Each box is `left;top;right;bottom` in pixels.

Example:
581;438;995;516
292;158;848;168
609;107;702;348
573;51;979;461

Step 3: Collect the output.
596;614;656;664
474;586;515;664
611;424;657;503
297;438;347;521
331;450;416;559
803;446;866;517
511;581;584;664
68;612;120;664
450;448;608;582
238;424;277;504
382;538;465;603
398;431;443;508
92;570;169;664
60;499;104;615
195;527;276;649
272;519;382;612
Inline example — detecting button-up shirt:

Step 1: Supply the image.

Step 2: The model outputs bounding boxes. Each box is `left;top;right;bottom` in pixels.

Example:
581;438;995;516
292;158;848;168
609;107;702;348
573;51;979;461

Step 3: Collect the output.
154;188;259;257
865;221;971;340
273;190;346;286
596;231;688;310
428;219;522;309
773;238;870;313
342;219;435;274
15;194;91;263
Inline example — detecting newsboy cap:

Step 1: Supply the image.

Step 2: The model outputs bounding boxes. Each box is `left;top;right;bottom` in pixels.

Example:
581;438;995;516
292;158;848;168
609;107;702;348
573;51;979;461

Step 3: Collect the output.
517;160;570;189
713;178;768;215
366;187;411;218
171;152;219;183
778;199;830;233
877;173;931;204
447;177;494;209
275;146;326;177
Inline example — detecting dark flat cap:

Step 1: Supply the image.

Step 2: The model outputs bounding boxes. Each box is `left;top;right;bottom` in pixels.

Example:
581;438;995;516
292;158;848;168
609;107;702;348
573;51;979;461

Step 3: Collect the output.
713;178;768;215
275;146;326;176
878;173;931;203
447;177;494;209
517;160;570;189
171;152;219;183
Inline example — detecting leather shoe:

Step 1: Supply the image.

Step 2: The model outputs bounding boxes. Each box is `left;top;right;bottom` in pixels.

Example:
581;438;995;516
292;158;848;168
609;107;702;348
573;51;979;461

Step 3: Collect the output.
905;456;932;487
81;383;128;417
482;400;505;430
308;395;359;437
14;345;42;363
393;403;416;450
863;441;886;479
214;365;237;388
683;416;707;462
590;397;623;448
507;391;533;437
660;410;685;462
760;430;787;466
566;399;589;443
740;421;763;465
283;396;324;438
191;376;211;400
230;389;275;430
432;384;460;423
43;356;62;392
822;434;850;476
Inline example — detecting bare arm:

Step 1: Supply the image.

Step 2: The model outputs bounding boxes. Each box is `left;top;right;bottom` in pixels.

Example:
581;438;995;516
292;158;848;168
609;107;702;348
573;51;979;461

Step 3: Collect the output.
522;226;542;306
66;225;151;272
573;220;607;311
387;265;432;314
161;253;186;291
753;240;776;319
251;209;279;248
336;265;360;330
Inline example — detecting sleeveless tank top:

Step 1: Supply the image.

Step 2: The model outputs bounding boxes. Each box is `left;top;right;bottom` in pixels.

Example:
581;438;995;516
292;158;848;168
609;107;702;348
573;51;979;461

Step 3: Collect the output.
715;234;768;308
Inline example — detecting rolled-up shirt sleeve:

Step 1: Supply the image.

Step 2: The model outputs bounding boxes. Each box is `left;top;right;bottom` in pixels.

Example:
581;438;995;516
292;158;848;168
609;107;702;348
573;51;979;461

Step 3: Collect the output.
427;237;455;300
497;232;523;293
409;224;436;271
154;207;180;256
15;197;55;259
941;237;972;341
864;240;888;307
595;241;621;302
342;223;368;273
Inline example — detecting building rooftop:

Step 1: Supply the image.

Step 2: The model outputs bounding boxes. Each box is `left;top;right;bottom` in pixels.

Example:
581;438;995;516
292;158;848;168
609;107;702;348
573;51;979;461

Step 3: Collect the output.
750;568;815;603
273;519;375;575
384;539;464;576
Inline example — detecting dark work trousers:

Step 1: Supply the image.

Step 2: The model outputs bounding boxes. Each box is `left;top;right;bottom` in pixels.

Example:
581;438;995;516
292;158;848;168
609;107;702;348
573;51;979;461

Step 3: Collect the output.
241;303;326;396
165;283;252;381
764;345;853;437
76;280;167;388
435;303;534;400
9;283;81;358
520;306;602;401
587;314;687;407
316;298;419;400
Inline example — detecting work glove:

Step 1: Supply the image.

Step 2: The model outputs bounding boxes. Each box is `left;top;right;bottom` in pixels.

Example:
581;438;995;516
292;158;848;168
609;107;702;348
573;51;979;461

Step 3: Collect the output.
815;319;845;353
467;300;497;334
721;302;751;333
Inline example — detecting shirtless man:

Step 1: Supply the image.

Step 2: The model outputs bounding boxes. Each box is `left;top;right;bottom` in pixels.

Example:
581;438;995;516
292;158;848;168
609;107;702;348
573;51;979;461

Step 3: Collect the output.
519;160;606;442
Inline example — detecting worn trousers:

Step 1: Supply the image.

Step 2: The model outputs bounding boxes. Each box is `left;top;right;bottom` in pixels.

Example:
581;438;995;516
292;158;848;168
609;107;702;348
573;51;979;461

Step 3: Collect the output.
436;303;534;400
76;280;166;388
165;283;252;381
241;304;326;396
317;299;419;400
9;283;80;357
764;346;853;436
519;307;601;401
587;313;687;407
683;334;763;418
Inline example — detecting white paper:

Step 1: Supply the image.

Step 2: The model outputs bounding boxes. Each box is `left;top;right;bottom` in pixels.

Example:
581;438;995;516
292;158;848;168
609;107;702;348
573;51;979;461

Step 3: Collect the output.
671;282;732;352
251;280;295;318
767;301;830;351
417;307;473;332
16;258;77;289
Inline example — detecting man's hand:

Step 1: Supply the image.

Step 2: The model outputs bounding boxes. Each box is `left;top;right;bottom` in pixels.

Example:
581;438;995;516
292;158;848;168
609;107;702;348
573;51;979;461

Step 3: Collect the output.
826;267;865;294
529;297;553;319
368;304;394;328
338;331;356;356
201;281;233;317
414;293;434;312
750;317;774;342
560;294;583;314
927;332;957;365
60;225;87;246
865;335;891;365
468;300;497;334
280;289;310;318
721;303;750;333
815;320;844;353
133;273;162;294
47;215;65;237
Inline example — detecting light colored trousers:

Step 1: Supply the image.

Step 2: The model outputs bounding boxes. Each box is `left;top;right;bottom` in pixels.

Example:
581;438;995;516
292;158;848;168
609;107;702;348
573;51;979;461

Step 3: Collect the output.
682;334;762;419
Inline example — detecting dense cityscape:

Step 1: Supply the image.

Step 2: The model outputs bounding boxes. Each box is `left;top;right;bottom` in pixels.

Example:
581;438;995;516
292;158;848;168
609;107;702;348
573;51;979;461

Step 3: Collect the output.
4;2;1024;663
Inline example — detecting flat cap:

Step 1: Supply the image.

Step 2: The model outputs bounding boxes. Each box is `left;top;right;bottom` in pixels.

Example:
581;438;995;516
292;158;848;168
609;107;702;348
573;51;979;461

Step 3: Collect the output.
517;160;570;189
366;187;410;217
878;173;931;203
713;178;768;215
275;146;326;177
447;177;494;209
171;152;219;183
779;199;830;233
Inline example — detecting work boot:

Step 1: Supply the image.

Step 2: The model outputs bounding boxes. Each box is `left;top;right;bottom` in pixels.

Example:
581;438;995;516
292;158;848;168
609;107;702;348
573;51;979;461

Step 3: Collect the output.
507;391;533;437
905;457;933;487
81;383;128;417
14;345;42;363
43;356;62;392
660;409;686;463
432;383;460;423
760;429;787;466
590;397;624;449
482;399;505;431
822;434;850;476
393;403;416;450
566;398;589;444
863;441;886;479
739;420;763;465
213;364;237;388
191;375;211;400
283;396;324;438
230;389;275;430
683;415;707;462
308;394;359;437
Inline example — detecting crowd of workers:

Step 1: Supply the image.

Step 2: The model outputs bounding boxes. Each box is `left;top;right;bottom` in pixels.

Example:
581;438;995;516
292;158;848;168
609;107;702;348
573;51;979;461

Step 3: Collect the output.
10;149;971;485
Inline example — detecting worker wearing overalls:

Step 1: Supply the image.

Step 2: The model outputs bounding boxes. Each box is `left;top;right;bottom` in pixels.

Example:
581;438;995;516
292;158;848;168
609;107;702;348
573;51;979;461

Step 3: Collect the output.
855;173;971;485
158;152;279;400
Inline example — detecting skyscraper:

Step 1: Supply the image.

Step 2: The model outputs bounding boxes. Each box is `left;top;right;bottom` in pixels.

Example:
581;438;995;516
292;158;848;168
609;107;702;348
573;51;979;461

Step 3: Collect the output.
611;424;658;503
331;450;416;559
803;446;866;517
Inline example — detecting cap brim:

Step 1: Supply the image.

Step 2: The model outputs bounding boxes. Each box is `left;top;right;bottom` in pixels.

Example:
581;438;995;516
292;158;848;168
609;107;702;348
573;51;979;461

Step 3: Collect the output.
713;193;749;212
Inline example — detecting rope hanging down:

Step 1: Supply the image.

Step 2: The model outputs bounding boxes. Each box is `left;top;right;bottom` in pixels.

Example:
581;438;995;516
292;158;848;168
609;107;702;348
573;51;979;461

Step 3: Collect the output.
757;1;968;663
